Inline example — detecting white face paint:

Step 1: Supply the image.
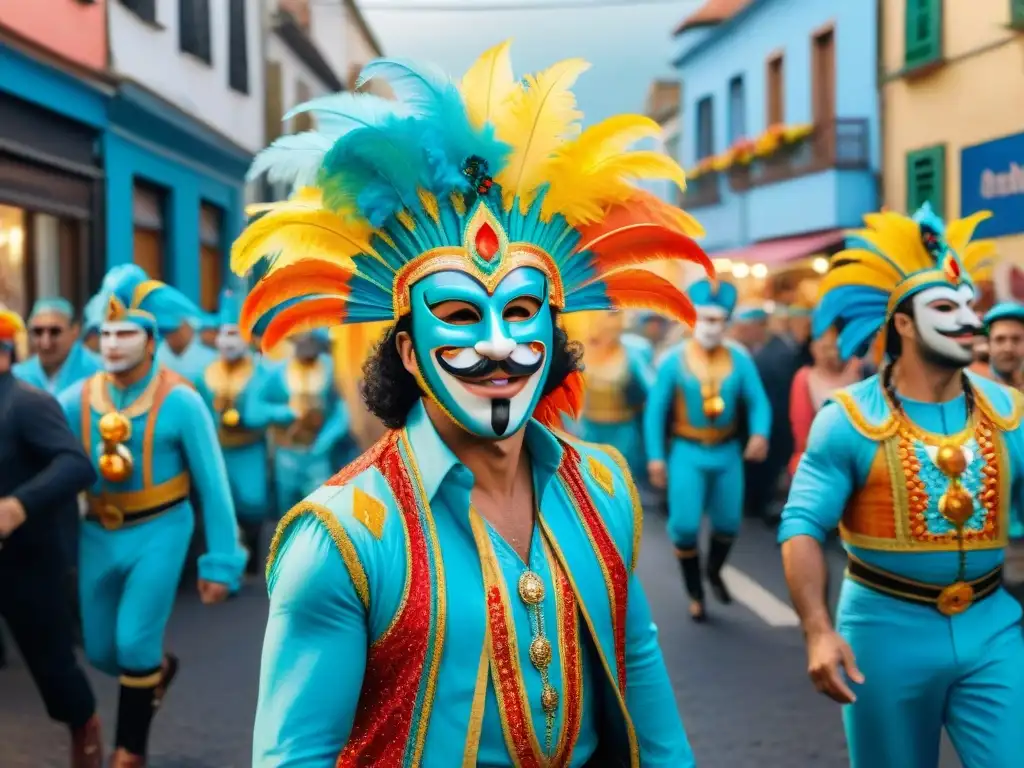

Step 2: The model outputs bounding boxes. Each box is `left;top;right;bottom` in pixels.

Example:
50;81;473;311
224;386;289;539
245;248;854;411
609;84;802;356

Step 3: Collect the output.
99;321;149;373
910;284;981;367
216;324;248;362
692;306;729;350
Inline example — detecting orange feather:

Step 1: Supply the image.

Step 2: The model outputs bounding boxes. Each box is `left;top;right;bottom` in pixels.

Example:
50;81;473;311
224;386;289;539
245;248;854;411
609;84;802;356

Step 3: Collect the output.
240;260;352;339
261;297;349;353
578;223;712;279
601;269;697;327
533;369;585;428
578;190;705;242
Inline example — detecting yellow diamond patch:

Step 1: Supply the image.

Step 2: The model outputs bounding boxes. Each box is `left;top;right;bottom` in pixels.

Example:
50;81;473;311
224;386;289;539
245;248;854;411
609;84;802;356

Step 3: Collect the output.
587;455;615;497
352;487;386;539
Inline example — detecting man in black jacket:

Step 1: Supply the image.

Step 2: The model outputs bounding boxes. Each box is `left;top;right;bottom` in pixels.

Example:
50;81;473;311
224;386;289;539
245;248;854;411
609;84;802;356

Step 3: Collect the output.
0;310;103;767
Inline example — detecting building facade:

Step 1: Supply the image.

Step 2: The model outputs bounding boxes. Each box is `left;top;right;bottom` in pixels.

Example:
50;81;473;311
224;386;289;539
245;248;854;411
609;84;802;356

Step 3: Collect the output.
106;0;264;311
0;0;110;316
881;0;1024;303
672;0;879;302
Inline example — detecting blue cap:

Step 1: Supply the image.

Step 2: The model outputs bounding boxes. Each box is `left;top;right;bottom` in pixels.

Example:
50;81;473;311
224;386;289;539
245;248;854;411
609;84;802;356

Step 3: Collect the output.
984;302;1024;330
687;279;738;317
29;297;75;321
217;288;244;327
734;304;768;323
98;264;201;336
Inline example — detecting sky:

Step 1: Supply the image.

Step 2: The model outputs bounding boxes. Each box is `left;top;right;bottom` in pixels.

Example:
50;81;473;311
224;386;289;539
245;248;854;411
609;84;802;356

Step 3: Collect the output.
360;0;701;124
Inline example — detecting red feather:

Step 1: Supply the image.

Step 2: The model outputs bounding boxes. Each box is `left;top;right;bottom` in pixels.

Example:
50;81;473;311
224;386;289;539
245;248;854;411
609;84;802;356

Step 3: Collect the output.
601;269;697;327
579;190;701;241
261;297;348;352
578;223;712;279
533;369;585;429
240;260;351;340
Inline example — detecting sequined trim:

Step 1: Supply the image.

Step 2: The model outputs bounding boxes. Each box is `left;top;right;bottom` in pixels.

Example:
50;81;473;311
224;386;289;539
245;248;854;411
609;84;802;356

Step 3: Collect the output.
325;430;395;486
600;444;644;573
832;390;898;441
548;539;583;767
461;625;491;768
974;384;1024;431
265;501;370;609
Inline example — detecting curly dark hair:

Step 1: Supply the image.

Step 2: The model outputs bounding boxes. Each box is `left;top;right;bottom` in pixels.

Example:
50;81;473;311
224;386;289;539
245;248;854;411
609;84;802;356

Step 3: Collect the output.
361;309;584;429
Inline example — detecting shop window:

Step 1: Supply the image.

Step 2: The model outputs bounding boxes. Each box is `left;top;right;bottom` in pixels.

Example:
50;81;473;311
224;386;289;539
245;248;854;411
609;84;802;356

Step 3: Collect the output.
904;0;943;71
199;203;223;313
727;76;746;144
133;182;166;281
906;145;946;217
766;54;784;125
0;207;83;317
1013;0;1024;29
0;205;27;316
120;0;157;24
293;80;313;132
179;0;212;64
696;97;714;160
228;0;249;94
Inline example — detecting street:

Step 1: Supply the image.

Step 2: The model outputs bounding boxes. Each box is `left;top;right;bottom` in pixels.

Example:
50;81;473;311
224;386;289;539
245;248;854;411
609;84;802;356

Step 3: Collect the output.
0;514;961;768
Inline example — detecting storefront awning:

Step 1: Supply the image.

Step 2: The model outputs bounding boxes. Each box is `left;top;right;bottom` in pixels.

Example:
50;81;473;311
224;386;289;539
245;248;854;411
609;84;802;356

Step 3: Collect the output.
711;229;845;266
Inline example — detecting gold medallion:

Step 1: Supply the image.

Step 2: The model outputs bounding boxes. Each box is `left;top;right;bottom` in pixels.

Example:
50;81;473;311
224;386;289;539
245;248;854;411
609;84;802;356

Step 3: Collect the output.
702;395;725;420
540;684;559;714
529;637;552;669
935;442;968;477
100;504;125;531
518;571;545;605
221;408;241;428
98;411;132;443
939;486;974;526
937;582;974;616
98;449;134;483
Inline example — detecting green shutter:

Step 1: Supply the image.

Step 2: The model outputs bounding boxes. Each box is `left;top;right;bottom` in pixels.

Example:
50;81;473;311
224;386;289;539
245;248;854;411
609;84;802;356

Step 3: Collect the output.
904;0;943;70
1013;0;1024;28
906;146;946;217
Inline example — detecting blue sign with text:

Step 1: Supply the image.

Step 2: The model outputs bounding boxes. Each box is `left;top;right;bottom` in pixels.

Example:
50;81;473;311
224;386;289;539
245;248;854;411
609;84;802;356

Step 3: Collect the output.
961;132;1024;239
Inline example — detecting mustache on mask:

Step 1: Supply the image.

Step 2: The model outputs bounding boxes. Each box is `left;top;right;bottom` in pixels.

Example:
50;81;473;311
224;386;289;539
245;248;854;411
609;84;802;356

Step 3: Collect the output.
937;324;983;339
435;348;544;379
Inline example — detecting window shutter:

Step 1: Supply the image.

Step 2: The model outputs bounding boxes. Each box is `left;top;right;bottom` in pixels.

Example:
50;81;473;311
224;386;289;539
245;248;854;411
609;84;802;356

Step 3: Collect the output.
228;0;249;94
264;61;283;144
1013;0;1024;28
121;0;157;24
904;0;942;70
179;0;212;63
906;146;946;216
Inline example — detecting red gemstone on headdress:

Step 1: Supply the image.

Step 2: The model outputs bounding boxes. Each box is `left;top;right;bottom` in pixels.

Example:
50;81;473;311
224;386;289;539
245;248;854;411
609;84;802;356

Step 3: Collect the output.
475;221;500;262
945;256;960;282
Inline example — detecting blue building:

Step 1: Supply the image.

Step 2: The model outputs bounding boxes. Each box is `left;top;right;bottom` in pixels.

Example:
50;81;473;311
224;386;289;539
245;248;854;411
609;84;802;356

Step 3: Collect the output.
671;0;879;273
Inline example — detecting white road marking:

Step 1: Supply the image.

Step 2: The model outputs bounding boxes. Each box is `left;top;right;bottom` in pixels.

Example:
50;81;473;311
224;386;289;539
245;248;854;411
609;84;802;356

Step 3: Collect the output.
721;565;800;627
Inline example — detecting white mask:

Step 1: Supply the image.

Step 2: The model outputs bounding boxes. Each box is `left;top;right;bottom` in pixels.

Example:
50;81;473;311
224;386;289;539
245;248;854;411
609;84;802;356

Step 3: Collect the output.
693;306;728;350
100;321;149;373
216;324;248;362
910;284;981;368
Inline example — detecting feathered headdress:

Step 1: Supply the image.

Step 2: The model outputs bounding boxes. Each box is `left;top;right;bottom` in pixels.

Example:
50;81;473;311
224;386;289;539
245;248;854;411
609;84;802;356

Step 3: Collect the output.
0;308;24;344
98;264;202;336
814;203;996;361
687;278;738;317
232;42;712;423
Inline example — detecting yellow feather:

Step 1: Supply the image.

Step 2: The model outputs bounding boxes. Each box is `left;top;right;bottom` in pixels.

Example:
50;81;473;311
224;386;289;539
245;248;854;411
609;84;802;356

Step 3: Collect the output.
230;208;373;276
946;210;992;255
819;263;898;295
854;212;932;274
831;248;903;284
492;57;591;213
459;39;517;129
244;187;324;217
962;240;997;282
417;189;440;225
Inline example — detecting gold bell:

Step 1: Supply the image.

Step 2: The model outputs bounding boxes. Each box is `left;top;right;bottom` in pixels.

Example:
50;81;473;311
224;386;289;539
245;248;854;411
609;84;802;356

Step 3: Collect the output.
939;485;974;526
935;442;968;477
98;445;134;483
518;571;545;605
540;684;559;714
98;412;132;443
222;408;241;428
703;395;725;420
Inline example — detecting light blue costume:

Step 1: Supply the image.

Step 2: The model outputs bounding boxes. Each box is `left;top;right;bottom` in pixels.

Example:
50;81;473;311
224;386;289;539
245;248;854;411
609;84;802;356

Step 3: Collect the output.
155;314;218;382
780;204;1024;768
643;278;771;611
234;45;709;765
59;265;245;759
13;297;101;394
194;289;278;567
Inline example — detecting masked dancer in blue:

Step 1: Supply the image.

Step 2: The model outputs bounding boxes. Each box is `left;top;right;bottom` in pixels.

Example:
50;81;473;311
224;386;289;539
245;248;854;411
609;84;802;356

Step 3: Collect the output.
234;42;711;766
155;310;217;382
60;265;246;768
196;288;277;574
14;297;101;395
780;204;1024;768
644;278;771;621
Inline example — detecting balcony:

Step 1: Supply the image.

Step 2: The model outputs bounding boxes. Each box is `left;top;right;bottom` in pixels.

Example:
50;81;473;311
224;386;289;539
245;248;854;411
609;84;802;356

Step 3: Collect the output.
727;118;870;192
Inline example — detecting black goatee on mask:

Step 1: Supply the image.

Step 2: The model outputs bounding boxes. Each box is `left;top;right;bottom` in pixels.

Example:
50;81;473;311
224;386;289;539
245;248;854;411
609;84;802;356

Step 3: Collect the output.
491;398;511;436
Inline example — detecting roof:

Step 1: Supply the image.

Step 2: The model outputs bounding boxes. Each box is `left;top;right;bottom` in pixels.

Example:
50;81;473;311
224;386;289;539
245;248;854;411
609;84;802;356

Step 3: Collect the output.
345;0;385;58
673;0;751;36
273;10;344;92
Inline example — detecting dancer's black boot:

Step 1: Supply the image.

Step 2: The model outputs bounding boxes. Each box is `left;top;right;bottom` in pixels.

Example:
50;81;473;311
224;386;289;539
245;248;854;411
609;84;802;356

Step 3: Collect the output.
707;533;735;604
676;547;706;622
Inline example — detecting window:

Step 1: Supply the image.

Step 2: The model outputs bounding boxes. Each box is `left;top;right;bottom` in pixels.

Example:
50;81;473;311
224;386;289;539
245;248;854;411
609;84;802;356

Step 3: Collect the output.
133;182;166;281
0;205;27;316
199;204;223;312
179;0;212;63
904;0;942;70
766;54;784;125
906;145;946;216
696;97;714;160
265;61;284;143
293;81;314;132
0;206;86;318
727;76;746;143
812;27;836;163
120;0;157;24
228;0;249;94
1013;0;1024;29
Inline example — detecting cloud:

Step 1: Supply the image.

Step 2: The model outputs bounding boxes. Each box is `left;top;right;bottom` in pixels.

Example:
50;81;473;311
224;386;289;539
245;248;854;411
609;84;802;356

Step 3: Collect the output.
362;0;700;123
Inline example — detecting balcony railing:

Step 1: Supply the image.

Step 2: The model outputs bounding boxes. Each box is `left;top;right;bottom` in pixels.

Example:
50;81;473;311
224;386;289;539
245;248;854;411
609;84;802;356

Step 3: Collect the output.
680;172;721;209
728;118;870;191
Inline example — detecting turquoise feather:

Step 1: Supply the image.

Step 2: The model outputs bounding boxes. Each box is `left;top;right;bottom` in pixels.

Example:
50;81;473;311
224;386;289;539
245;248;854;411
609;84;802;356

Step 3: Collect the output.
247;131;334;187
283;92;409;139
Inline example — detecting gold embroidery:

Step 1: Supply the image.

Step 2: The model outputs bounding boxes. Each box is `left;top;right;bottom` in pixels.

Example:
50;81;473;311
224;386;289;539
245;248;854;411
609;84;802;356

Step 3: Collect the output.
266;501;371;610
352;486;387;539
88;370;163;419
204;357;255;417
600;445;643;573
587;455;615;498
832;389;898;440
461;626;491;767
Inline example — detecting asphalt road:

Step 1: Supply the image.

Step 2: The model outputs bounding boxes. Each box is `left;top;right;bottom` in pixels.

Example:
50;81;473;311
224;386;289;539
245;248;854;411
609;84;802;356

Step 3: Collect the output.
0;515;963;767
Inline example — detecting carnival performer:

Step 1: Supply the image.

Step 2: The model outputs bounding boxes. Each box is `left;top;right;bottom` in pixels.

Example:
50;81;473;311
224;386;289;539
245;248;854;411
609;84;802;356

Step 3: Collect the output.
195;288;278;574
643;278;770;620
237;41;709;766
572;310;653;480
155;309;217;382
81;294;103;354
779;203;1024;768
258;328;348;515
14;297;101;395
980;302;1024;390
59;265;245;768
